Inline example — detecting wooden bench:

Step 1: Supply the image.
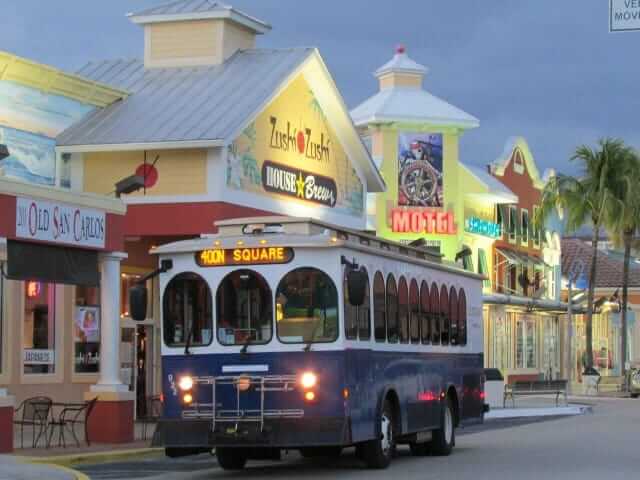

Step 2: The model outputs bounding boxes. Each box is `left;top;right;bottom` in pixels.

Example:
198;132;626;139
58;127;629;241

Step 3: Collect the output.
503;380;568;407
596;375;625;394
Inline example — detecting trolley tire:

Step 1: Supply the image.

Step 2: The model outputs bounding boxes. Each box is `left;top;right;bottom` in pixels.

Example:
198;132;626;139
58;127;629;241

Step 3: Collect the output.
431;397;455;456
165;447;206;458
631;393;639;399
361;399;396;469
409;441;431;456
299;447;343;458
216;447;248;470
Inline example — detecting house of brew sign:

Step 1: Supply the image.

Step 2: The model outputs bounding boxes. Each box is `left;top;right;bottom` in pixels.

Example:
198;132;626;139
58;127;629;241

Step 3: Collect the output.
15;197;106;249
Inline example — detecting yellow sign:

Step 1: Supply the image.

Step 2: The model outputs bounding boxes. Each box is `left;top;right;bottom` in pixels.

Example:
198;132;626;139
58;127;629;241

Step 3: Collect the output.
227;74;364;216
195;247;294;267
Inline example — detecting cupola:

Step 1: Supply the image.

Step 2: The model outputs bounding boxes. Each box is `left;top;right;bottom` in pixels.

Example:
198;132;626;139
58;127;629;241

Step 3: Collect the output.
374;45;428;91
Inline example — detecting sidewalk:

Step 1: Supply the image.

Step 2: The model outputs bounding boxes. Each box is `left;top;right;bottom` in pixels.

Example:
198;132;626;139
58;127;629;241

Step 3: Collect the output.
486;395;594;420
0;455;84;480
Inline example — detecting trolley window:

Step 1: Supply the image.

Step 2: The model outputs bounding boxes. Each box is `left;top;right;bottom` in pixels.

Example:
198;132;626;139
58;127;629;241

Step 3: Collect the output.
386;274;398;343
216;269;273;345
358;268;371;340
276;268;338;343
458;288;467;346
163;272;213;347
440;285;449;345
398;276;409;344
449;287;458;345
430;282;440;345
373;271;386;342
420;281;430;344
409;279;420;344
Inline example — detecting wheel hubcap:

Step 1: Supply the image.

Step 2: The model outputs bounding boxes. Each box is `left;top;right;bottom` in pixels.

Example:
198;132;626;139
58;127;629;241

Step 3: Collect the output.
381;413;392;456
444;405;453;444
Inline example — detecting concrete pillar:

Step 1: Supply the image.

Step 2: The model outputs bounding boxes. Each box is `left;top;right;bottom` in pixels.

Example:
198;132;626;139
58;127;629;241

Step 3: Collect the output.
0;389;15;453
87;252;135;443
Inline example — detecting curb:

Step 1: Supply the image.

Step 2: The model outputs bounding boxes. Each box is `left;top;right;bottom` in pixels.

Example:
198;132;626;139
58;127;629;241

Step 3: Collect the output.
20;447;163;467
44;463;91;480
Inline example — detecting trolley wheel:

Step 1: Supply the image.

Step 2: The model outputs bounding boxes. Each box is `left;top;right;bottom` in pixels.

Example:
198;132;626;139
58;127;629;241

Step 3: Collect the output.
299;446;343;458
631;393;639;399
361;399;396;469
216;447;248;470
409;440;431;456
431;396;455;456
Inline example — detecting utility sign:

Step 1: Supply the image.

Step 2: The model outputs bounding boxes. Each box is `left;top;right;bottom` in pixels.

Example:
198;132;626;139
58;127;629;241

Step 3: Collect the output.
610;0;640;32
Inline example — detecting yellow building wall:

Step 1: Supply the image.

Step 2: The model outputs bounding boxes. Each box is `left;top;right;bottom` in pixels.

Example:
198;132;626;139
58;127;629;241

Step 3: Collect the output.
83;149;207;196
148;20;220;61
374;127;464;260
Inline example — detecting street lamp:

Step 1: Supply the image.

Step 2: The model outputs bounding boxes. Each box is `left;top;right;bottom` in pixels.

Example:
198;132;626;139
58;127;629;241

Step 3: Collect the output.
0;144;10;161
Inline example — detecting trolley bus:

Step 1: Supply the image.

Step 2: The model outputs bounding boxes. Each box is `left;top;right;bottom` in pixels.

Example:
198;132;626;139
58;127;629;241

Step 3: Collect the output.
129;217;487;470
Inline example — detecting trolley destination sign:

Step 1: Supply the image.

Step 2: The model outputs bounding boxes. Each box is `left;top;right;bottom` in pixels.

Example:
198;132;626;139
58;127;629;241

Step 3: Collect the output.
196;247;295;267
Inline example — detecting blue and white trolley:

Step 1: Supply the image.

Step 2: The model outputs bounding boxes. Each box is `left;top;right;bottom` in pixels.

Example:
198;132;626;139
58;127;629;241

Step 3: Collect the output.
132;217;487;470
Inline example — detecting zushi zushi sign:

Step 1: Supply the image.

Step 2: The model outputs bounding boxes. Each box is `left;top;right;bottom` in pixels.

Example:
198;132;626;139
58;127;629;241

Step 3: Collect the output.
610;0;640;32
15;196;106;249
227;75;364;216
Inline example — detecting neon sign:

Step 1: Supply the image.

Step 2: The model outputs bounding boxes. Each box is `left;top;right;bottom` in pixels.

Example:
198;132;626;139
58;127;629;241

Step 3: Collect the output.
465;217;501;239
391;208;456;235
196;247;294;267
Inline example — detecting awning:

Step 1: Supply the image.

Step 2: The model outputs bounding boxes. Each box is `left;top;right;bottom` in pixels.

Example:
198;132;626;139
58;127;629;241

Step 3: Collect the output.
496;247;547;268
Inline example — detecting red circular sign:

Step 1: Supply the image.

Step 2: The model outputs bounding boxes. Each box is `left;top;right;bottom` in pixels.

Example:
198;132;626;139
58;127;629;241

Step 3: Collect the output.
135;164;158;188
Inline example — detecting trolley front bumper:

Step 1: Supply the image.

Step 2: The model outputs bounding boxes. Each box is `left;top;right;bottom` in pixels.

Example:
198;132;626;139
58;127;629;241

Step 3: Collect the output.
152;417;351;448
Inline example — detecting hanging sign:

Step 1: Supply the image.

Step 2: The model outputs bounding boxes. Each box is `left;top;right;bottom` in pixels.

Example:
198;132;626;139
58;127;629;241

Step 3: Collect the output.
23;349;54;365
15;197;106;249
261;160;337;208
465;216;501;238
391;208;456;235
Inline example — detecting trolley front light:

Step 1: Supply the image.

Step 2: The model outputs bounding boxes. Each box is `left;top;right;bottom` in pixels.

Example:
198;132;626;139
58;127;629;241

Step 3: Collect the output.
178;375;194;391
183;393;193;404
300;371;317;389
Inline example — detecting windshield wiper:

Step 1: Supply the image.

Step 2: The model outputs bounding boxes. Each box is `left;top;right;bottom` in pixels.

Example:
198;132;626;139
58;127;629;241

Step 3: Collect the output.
240;336;252;355
184;324;194;355
303;329;318;352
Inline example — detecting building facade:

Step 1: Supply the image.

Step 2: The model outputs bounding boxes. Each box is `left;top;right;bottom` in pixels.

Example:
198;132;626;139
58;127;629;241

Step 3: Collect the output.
353;50;566;383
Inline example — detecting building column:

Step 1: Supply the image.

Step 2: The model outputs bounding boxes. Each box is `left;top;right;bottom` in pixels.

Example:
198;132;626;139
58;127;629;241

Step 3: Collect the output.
0;389;15;453
86;251;135;444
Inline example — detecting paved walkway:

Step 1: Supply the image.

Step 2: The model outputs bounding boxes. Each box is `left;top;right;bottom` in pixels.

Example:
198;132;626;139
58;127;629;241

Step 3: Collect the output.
0;455;78;480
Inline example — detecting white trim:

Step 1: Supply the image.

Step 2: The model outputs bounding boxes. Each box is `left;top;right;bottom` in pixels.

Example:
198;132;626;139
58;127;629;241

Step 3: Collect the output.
353;114;479;130
56;139;225;154
122;194;214;205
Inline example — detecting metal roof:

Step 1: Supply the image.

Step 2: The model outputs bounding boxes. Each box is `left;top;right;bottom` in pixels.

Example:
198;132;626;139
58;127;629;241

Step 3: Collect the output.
127;0;271;33
461;163;518;203
57;48;313;147
350;86;479;129
375;49;427;77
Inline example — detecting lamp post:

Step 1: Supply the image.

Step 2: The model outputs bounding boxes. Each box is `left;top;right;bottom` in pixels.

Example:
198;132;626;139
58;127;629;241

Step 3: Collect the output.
566;259;584;391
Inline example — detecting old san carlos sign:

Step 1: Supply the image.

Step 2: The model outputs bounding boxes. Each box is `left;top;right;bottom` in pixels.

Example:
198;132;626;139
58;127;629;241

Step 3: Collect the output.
15;196;106;249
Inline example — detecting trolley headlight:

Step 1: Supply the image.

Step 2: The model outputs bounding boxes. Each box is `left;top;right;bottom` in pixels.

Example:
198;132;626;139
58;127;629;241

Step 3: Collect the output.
183;393;193;404
178;375;194;391
300;371;317;389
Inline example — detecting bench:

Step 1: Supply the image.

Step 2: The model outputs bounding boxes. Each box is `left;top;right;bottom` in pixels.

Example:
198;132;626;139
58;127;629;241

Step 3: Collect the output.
503;380;568;407
596;375;625;394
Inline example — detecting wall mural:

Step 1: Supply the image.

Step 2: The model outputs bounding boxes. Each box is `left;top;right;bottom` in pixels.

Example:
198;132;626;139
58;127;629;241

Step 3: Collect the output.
0;80;93;186
397;132;443;207
227;74;364;217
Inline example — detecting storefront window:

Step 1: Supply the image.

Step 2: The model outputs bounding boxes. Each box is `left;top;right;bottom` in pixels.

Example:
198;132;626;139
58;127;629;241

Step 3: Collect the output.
542;316;559;379
121;272;154;319
23;282;56;374
0;262;4;374
492;312;512;371
74;286;100;373
516;315;537;369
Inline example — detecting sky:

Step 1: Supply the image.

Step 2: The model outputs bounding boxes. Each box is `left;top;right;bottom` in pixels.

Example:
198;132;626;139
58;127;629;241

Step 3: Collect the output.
1;0;638;176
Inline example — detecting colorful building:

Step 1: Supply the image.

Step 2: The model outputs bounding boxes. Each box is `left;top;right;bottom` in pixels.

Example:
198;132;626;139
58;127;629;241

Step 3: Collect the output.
1;0;385;449
353;49;567;382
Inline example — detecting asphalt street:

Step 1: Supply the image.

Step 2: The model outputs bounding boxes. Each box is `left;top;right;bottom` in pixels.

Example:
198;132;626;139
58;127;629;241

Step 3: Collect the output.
79;397;640;479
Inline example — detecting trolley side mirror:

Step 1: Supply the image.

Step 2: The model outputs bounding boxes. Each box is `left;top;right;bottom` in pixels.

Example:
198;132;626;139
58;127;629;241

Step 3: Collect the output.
129;284;148;321
347;268;368;306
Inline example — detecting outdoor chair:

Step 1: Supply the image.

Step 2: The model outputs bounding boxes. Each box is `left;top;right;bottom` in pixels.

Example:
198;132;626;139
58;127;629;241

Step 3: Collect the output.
13;396;52;448
47;397;98;448
139;395;163;441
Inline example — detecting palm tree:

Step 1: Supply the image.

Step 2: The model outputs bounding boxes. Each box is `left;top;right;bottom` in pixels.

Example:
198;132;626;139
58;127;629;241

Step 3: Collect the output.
536;138;631;371
605;147;640;379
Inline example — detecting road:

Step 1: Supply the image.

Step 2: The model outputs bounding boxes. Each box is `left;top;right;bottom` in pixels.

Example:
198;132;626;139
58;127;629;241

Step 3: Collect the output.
79;397;640;479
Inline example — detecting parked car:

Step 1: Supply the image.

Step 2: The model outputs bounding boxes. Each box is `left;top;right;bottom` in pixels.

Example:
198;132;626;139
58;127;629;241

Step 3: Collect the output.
627;364;640;398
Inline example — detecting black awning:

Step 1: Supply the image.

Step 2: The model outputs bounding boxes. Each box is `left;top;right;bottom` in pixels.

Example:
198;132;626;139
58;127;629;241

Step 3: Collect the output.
6;240;99;286
496;247;548;268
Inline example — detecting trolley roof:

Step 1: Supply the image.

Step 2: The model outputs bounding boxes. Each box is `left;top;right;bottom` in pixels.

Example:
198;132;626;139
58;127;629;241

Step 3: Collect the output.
151;216;484;280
